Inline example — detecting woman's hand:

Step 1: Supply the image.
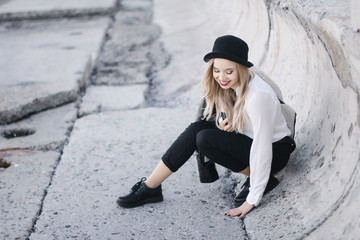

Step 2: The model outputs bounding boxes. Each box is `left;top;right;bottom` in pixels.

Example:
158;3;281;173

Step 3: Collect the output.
220;118;233;132
225;201;254;219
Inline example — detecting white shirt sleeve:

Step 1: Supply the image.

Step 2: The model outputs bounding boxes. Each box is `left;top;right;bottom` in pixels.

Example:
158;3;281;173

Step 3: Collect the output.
245;92;278;206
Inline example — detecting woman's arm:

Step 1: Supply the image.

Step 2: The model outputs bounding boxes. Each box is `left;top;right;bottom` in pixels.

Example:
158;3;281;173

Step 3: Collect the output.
225;92;278;218
245;92;277;206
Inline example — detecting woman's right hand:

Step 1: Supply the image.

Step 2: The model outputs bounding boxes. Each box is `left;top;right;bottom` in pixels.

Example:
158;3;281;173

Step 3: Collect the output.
220;118;233;132
225;201;254;219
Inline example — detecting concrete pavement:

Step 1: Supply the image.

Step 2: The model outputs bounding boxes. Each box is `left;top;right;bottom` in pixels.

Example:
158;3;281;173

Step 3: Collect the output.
0;16;109;124
29;108;242;239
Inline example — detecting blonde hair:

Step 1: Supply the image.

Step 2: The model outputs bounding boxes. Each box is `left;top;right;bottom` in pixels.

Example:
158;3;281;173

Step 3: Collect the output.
201;59;251;133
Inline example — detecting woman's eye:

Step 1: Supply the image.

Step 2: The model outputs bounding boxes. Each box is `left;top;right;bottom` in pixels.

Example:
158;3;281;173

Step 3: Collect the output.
213;69;219;73
226;71;233;74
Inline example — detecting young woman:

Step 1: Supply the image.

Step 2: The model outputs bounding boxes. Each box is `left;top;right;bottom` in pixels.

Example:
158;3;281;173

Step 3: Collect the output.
117;35;295;218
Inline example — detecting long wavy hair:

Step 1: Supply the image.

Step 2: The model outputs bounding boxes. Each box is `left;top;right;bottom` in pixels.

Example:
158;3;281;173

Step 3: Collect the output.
201;59;252;133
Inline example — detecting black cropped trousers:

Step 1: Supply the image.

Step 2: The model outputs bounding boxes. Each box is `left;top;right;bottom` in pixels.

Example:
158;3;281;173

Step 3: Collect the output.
162;120;295;174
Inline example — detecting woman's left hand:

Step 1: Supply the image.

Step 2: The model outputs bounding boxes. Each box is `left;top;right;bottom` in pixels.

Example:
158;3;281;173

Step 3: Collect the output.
220;118;233;132
225;201;254;219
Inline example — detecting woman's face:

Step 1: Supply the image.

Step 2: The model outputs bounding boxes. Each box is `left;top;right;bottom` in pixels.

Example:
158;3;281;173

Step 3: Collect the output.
213;58;239;90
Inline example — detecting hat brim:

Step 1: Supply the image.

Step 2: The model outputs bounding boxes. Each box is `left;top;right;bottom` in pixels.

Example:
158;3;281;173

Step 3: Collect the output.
204;52;253;68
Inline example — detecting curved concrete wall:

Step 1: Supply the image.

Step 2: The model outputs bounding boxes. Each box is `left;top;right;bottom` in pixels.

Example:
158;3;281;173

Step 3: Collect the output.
154;0;360;239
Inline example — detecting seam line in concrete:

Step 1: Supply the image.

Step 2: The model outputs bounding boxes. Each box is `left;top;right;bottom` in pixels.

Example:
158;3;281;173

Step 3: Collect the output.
289;5;357;94
256;2;271;68
241;219;251;240
24;5;121;236
25;152;63;240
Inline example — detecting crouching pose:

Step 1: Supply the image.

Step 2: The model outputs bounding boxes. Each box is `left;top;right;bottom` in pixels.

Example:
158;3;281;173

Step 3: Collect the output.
117;35;295;218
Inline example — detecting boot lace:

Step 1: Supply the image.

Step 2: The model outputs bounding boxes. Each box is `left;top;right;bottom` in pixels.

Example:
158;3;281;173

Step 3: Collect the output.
131;177;146;193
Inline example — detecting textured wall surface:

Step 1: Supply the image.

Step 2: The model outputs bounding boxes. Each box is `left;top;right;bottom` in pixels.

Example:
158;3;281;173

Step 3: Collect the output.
154;0;360;239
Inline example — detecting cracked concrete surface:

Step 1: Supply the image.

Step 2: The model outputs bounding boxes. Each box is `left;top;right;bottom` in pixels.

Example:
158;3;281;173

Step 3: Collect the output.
0;16;109;124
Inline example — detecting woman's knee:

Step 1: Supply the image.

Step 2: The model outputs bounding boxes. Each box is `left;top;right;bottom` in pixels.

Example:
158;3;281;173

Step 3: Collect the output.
271;144;292;174
185;121;213;135
195;129;213;151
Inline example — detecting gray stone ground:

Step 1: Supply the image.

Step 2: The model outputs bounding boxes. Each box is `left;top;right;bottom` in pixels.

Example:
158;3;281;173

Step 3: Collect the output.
29;109;243;240
0;16;109;124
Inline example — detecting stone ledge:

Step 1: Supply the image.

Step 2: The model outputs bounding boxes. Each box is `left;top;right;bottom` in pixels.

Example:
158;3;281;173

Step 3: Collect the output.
0;17;109;124
0;0;117;22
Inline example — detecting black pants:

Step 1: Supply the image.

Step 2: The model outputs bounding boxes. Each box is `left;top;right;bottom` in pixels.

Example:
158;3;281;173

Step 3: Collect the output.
162;121;295;174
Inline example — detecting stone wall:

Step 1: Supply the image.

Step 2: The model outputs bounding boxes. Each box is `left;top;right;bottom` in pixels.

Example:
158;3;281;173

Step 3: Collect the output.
154;0;360;239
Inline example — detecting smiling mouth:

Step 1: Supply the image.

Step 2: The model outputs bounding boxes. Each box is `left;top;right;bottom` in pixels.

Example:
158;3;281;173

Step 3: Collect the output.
219;80;231;87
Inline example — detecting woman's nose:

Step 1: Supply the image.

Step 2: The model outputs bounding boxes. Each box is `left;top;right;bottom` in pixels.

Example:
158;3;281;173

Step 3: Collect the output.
219;72;226;80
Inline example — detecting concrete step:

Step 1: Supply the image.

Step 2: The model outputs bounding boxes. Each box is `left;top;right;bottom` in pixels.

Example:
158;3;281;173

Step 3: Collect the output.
0;103;77;151
0;17;109;124
79;85;148;117
0;0;117;21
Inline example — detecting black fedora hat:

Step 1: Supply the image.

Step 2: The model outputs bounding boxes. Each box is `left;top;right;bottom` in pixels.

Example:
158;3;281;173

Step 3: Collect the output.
204;35;253;67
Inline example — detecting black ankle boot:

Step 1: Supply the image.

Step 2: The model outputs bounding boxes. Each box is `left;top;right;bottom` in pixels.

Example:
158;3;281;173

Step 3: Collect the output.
196;151;219;183
264;175;280;194
234;177;250;206
234;175;280;206
117;178;163;208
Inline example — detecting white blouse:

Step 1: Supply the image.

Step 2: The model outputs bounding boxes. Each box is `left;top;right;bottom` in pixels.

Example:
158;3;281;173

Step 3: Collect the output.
241;74;291;206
